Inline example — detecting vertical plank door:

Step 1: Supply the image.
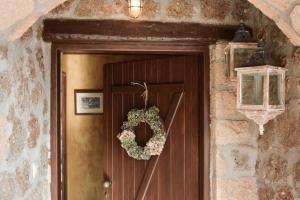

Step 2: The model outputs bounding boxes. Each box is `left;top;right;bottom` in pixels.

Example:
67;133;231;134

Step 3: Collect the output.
103;55;202;200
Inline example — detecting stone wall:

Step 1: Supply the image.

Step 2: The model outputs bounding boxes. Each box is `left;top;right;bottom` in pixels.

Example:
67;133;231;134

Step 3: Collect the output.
3;0;300;47
0;21;51;200
210;42;259;199
247;0;300;47
1;0;252;42
0;0;299;199
251;10;300;200
210;8;300;199
0;0;68;41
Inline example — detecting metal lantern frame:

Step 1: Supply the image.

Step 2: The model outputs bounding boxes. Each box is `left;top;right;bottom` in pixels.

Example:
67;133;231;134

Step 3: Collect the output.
235;65;287;135
225;42;258;79
128;0;143;18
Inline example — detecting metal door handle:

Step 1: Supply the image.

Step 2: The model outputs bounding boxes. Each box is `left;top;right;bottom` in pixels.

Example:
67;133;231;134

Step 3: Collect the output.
103;180;112;189
104;191;109;200
103;180;112;200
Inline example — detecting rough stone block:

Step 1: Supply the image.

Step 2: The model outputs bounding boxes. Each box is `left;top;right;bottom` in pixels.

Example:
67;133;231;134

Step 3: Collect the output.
35;47;46;81
20;27;33;41
42;98;48;116
276;186;294;200
213;120;252;145
218;144;257;178
16;160;30;196
210;42;228;63
0;116;8;162
141;0;159;18
75;0;113;17
200;0;231;20
167;0;193;19
211;61;229;87
256;153;288;183
231;0;251;22
26;180;48;200
30;82;43;105
275;100;300;149
211;90;246;120
8;118;26;162
215;177;258;200
257;120;276;151
0;70;12;102
215;150;227;177
27;114;40;148
258;186;275;200
0;46;8;60
50;0;75;14
293;162;300;193
39;144;49;176
0;173;15;200
42;120;49;135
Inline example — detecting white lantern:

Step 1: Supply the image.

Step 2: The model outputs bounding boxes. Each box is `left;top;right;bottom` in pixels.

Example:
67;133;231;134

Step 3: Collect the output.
235;65;287;135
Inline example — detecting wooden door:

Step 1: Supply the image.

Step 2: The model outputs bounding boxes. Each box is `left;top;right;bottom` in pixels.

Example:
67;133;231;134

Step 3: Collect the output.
103;55;202;200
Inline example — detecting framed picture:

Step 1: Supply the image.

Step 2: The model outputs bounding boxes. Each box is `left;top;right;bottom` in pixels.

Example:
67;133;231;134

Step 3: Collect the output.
74;90;103;115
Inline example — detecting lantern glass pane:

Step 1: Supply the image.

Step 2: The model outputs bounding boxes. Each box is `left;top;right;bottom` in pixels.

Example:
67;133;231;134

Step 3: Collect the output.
233;48;256;75
269;73;282;105
241;73;264;105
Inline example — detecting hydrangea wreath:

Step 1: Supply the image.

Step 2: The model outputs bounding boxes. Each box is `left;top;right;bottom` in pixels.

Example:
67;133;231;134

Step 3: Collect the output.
117;106;167;160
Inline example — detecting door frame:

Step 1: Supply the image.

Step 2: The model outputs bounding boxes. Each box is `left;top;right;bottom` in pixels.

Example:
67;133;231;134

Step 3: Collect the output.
47;18;239;199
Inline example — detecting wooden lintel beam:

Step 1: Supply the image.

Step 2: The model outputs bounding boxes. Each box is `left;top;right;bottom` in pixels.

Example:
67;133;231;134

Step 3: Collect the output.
43;19;241;43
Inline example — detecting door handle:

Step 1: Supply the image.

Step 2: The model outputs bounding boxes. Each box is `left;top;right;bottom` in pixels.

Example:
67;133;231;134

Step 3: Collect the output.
104;191;109;200
103;180;112;189
103;180;112;200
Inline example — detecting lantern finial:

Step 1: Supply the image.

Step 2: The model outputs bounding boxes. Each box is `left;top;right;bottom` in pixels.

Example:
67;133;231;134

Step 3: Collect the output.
259;124;264;135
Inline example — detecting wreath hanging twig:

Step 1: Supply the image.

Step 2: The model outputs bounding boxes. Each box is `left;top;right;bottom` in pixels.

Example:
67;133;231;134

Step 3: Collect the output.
117;82;167;160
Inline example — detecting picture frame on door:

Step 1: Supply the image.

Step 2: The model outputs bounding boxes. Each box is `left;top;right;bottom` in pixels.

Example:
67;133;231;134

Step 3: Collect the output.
74;89;103;115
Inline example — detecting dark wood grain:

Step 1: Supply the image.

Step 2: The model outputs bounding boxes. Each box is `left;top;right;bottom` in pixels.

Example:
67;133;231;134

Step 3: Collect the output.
50;41;209;54
43;19;240;43
185;55;200;200
145;59;159;200
136;92;184;200
203;46;211;200
112;83;184;94
122;62;135;200
169;57;185;200
104;55;201;199
61;72;67;200
51;44;61;200
157;57;171;200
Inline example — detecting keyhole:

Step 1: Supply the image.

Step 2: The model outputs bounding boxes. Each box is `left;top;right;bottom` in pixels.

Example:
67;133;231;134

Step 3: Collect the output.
104;191;109;200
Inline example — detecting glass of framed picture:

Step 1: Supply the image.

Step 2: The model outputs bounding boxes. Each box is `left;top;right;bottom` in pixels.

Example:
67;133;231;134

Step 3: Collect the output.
74;89;103;115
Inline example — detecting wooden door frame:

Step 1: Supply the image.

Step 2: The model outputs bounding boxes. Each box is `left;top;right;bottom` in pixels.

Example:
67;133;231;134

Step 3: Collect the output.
47;19;239;200
50;42;210;200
